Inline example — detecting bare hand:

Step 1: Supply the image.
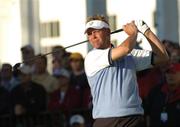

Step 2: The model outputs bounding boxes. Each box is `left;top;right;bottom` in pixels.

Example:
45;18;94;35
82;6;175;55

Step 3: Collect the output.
123;21;138;36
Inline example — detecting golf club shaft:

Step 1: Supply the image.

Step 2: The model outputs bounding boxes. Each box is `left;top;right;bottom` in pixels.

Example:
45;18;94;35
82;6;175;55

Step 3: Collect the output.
22;28;123;63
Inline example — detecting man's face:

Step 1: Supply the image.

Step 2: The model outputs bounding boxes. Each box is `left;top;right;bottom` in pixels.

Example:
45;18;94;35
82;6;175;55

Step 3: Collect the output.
22;50;34;60
87;28;110;49
1;64;12;80
165;71;180;90
70;59;83;72
34;58;46;73
21;50;35;65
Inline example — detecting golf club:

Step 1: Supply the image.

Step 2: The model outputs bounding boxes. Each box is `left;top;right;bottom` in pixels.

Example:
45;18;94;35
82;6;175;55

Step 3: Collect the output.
21;28;123;64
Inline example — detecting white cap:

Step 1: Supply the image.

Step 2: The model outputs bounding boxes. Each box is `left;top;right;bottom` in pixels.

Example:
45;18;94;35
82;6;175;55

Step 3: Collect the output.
18;64;32;74
70;114;85;126
84;20;109;33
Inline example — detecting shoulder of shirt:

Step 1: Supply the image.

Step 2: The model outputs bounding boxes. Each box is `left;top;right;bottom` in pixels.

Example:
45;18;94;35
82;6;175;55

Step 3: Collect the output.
85;48;110;59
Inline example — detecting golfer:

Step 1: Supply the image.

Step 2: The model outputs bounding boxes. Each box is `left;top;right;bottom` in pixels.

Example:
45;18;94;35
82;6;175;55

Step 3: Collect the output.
84;15;169;127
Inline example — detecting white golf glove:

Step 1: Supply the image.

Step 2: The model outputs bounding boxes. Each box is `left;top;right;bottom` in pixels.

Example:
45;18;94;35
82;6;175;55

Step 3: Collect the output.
134;20;150;34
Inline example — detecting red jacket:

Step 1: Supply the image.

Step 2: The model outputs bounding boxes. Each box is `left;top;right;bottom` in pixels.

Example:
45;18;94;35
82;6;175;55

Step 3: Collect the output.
48;86;81;112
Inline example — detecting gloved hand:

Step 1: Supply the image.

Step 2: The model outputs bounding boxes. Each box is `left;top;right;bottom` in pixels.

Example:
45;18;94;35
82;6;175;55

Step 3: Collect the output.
134;20;150;34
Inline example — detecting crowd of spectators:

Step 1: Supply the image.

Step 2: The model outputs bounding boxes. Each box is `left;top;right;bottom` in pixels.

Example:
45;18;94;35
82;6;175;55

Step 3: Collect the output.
0;45;92;127
0;39;179;127
137;40;180;127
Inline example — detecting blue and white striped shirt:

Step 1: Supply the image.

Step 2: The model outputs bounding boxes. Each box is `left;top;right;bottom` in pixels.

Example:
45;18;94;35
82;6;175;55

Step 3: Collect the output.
84;47;152;119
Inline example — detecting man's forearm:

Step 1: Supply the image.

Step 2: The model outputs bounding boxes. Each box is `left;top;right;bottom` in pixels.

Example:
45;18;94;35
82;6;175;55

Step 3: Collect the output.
111;34;137;61
144;29;169;65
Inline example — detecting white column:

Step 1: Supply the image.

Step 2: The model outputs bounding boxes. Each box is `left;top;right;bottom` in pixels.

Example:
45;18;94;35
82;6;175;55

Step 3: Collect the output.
156;0;179;43
20;0;40;54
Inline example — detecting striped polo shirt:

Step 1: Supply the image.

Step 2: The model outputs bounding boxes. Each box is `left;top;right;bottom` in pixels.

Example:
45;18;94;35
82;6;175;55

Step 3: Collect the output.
84;47;152;119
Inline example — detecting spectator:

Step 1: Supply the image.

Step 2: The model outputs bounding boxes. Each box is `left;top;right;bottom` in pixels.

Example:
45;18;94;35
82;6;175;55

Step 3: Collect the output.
69;114;85;127
12;63;21;84
0;63;19;91
11;64;47;116
51;46;70;77
69;52;92;109
32;54;59;94
20;44;35;72
162;40;174;55
48;69;81;115
52;45;66;61
137;67;164;100
145;63;180;127
52;45;71;71
52;57;66;77
169;46;180;64
69;52;89;89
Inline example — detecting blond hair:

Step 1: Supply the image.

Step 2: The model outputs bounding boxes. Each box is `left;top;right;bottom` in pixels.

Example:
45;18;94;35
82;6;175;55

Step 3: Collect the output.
86;15;109;25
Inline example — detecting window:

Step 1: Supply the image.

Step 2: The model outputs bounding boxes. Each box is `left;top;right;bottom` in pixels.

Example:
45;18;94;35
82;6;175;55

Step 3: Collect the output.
40;21;60;38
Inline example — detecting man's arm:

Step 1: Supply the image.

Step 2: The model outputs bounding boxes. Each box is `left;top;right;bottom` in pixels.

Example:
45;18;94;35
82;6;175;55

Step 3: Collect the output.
144;29;169;65
111;21;138;61
135;20;169;65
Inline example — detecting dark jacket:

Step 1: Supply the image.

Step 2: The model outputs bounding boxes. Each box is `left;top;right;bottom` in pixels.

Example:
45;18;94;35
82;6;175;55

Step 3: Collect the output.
11;81;47;114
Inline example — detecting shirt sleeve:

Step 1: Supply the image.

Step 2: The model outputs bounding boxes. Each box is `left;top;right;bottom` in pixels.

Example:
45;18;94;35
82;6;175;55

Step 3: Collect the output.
84;48;111;77
131;49;153;71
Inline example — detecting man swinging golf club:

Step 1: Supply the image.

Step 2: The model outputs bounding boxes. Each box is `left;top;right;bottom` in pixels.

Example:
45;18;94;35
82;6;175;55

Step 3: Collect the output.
84;15;169;127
